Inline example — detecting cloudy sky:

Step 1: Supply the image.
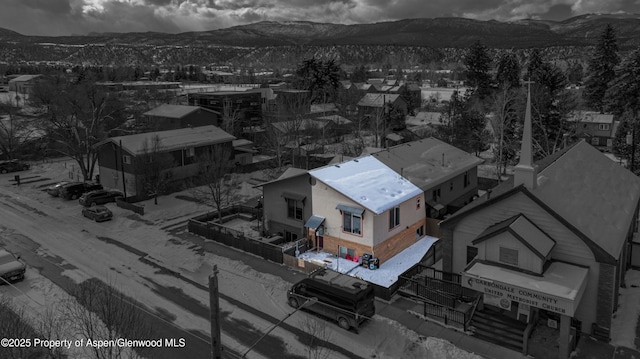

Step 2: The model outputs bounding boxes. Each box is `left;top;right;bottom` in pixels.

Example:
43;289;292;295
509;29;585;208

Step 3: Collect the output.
3;0;640;36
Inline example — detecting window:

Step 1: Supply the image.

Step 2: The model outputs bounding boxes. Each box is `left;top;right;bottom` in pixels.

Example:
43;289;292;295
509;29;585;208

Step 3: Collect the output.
122;155;131;164
343;211;362;235
416;225;424;239
287;199;303;220
450;181;454;191
284;230;298;242
416;197;421;210
466;246;478;264
598;123;610;131
464;171;470;187
389;207;400;229
432;188;441;202
339;246;356;259
499;247;518;266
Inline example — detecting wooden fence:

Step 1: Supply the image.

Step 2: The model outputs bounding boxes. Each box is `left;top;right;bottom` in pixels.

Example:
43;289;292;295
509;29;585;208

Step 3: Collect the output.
189;206;309;264
188;218;285;263
425;217;442;238
282;253;324;273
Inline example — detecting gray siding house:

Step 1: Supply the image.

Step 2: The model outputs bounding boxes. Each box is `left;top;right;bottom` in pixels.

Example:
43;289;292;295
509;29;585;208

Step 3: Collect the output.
258;168;312;241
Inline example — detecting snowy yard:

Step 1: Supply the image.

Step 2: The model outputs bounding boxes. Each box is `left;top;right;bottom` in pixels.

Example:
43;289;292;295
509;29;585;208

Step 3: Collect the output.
299;235;439;288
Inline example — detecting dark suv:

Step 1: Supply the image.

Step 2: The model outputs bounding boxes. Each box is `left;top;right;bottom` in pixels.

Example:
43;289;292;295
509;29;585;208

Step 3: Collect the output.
60;182;103;200
79;189;123;207
0;160;30;174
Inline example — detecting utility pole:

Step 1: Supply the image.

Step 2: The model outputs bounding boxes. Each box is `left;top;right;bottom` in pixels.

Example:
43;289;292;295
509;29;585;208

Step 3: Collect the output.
210;265;222;359
119;140;127;198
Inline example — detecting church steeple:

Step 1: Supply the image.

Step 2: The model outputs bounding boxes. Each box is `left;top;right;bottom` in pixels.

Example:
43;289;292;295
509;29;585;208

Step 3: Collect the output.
514;80;538;189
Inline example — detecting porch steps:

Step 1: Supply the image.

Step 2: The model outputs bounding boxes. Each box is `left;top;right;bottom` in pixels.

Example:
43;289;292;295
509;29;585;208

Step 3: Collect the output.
470;308;526;352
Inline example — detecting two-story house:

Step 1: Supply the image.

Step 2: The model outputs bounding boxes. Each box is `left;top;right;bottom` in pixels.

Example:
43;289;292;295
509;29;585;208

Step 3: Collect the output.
568;111;617;151
371;138;484;219
257;168;312;241
96;125;235;197
187;91;262;128
306;156;426;264
357;93;408;118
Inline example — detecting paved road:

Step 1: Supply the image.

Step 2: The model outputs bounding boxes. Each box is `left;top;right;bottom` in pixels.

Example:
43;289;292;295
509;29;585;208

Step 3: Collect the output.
0;174;363;359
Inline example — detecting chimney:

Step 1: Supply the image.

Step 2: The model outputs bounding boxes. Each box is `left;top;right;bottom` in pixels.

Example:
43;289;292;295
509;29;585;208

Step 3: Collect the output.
514;81;539;190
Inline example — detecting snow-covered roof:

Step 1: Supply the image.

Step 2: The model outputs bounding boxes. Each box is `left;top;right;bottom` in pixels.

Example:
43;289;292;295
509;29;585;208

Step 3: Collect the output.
367;78;385;85
101;125;235;155
232;139;253;148
143;104;218;118
316;114;352;125
568;111;614;124
406;112;443;127
310;103;337;113
309;156;423;215
8;74;41;83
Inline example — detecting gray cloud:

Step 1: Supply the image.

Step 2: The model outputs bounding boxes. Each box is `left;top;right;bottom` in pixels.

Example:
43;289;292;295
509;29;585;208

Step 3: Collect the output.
1;0;640;36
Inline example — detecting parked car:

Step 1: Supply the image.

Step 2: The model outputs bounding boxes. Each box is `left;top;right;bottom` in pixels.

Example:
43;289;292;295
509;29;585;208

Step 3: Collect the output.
0;160;30;174
82;205;113;222
0;249;26;284
79;189;124;207
45;181;75;197
60;182;103;200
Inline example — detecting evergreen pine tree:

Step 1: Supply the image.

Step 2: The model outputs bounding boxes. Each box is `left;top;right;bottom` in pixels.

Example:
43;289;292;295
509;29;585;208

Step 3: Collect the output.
463;41;492;99
583;24;620;112
495;52;521;89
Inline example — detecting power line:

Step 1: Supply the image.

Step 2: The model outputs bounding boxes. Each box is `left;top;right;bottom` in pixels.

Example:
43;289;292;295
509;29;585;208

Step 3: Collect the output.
0;238;212;346
0;275;44;307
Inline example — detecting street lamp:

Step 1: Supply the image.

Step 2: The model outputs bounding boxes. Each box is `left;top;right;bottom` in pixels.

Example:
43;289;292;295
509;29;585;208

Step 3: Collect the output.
241;297;318;358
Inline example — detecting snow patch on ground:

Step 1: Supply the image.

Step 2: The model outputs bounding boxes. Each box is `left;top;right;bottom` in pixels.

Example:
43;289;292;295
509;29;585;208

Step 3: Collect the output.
611;269;640;349
299;235;438;288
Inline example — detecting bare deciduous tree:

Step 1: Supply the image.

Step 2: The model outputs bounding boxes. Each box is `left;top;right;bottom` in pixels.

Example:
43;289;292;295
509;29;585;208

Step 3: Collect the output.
31;75;125;181
299;317;334;359
136;135;175;204
221;97;241;137
0;99;37;160
65;279;152;359
489;83;520;181
194;144;237;221
0;296;58;359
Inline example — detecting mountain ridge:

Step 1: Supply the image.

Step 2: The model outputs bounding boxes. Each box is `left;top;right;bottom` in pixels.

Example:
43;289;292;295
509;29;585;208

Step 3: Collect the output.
2;14;639;67
2;14;640;48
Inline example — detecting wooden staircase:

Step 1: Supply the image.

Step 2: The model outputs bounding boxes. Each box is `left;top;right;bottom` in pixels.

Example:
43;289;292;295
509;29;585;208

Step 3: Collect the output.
469;308;527;352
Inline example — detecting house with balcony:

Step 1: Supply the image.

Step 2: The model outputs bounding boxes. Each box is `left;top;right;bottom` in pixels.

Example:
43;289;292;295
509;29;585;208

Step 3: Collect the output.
306;156;426;265
96;125;235;198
